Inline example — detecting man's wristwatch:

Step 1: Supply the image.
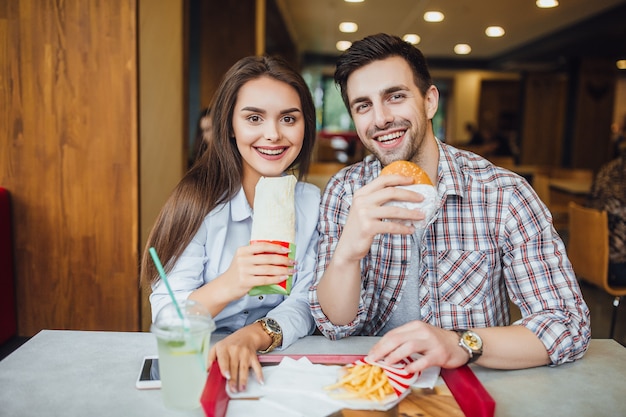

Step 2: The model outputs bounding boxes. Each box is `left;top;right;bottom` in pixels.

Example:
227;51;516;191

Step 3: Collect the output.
255;317;283;354
455;329;483;364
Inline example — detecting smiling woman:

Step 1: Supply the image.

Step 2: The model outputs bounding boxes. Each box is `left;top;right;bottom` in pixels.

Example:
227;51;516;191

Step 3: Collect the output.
140;54;321;395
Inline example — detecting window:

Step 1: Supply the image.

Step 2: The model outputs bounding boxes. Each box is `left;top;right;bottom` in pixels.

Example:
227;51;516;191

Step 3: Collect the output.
321;76;354;132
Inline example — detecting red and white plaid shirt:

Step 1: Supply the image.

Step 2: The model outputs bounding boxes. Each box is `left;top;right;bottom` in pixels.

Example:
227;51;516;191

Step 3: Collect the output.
309;140;590;366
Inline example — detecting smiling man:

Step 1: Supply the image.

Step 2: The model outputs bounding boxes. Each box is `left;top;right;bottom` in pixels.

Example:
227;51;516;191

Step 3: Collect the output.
309;33;591;374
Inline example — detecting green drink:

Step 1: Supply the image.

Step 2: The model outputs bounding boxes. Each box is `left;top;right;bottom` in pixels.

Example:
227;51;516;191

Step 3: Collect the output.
151;300;215;410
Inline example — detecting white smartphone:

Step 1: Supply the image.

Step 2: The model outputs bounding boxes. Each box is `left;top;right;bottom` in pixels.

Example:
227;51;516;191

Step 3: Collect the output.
135;355;161;390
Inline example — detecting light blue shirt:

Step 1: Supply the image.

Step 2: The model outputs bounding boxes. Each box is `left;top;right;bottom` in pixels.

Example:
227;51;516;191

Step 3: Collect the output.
150;182;321;350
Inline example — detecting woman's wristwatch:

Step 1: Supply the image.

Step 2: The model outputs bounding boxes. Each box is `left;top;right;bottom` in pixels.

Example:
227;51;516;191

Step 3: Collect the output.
255;317;283;353
455;329;483;364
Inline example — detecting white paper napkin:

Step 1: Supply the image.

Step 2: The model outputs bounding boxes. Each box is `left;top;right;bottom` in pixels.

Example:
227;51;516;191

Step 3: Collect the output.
225;357;440;416
385;184;437;228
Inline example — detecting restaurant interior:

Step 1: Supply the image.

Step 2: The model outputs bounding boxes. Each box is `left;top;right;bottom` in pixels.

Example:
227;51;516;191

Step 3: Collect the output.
1;0;626;361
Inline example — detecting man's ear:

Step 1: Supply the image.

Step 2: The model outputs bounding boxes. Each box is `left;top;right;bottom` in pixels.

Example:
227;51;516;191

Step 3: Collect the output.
425;85;439;120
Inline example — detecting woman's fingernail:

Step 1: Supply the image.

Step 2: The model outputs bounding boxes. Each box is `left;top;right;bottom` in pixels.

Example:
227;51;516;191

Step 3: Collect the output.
223;371;231;380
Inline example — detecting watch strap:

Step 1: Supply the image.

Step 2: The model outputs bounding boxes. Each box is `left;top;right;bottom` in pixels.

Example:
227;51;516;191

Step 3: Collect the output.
255;318;283;354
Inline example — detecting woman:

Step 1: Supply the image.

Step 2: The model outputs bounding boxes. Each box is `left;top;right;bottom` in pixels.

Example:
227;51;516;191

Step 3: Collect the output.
140;55;319;393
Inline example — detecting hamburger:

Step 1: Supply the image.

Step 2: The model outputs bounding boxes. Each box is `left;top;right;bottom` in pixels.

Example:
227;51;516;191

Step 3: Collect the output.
380;161;437;230
380;160;433;185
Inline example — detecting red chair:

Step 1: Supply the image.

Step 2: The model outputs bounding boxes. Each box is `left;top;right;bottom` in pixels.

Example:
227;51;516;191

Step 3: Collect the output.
0;187;17;344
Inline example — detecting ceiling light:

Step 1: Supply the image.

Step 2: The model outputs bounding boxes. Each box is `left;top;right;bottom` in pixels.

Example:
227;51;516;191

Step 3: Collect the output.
339;22;358;33
536;0;559;8
485;26;505;37
424;11;444;22
617;60;626;70
454;44;471;55
344;0;364;3
336;41;352;51
402;34;421;45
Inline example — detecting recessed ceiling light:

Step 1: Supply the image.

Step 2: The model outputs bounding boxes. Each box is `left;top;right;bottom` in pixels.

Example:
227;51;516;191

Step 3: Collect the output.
345;0;364;3
454;44;472;55
485;26;505;37
336;40;352;51
339;22;358;33
424;11;444;22
402;34;421;45
617;60;626;70
536;0;559;8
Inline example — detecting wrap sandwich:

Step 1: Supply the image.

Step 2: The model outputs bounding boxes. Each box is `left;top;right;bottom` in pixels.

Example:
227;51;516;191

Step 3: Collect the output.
249;175;297;295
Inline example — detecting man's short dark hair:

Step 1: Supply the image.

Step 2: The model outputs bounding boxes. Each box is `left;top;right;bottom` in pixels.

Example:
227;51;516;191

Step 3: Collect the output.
334;33;433;110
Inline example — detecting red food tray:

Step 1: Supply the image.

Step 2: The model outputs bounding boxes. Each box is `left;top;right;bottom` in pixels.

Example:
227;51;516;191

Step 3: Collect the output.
201;354;495;417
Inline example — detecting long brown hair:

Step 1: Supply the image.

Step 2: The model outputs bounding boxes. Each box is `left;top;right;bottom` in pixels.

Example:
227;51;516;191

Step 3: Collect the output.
140;55;316;287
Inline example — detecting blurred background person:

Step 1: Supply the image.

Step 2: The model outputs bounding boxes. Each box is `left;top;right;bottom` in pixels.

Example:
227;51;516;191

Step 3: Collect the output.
189;107;212;168
587;141;626;286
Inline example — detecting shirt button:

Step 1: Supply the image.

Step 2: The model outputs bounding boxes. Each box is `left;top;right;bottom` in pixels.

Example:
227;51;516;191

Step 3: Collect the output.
258;295;264;301
390;297;396;302
243;310;249;315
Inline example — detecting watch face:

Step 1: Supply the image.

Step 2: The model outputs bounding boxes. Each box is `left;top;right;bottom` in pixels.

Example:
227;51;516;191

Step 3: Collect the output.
264;318;282;334
462;332;482;351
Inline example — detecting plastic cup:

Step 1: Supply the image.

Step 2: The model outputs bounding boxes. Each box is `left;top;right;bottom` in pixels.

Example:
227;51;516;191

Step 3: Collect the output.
151;300;215;410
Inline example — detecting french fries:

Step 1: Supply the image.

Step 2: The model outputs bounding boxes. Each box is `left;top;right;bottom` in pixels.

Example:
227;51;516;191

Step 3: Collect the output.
324;363;395;402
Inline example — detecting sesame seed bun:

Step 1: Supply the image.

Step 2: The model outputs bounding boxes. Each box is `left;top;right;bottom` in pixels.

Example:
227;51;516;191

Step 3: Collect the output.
380;161;433;186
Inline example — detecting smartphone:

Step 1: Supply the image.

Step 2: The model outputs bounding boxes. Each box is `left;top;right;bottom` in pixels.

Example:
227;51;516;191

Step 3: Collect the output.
135;355;161;389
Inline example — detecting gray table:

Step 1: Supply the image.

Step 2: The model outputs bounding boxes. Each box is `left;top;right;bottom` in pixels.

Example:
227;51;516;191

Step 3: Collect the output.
0;330;624;416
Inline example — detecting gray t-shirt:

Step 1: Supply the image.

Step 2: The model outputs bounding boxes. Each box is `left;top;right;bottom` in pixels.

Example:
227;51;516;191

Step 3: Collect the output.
380;231;422;335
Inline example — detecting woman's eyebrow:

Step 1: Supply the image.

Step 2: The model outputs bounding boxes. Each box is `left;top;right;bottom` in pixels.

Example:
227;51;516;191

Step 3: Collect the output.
280;107;302;114
240;106;265;113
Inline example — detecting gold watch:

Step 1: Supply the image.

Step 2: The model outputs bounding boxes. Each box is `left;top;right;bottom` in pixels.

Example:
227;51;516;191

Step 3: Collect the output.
456;329;483;364
255;317;283;354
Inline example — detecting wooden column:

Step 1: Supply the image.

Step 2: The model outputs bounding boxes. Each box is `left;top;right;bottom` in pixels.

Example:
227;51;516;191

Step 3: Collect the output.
1;0;139;335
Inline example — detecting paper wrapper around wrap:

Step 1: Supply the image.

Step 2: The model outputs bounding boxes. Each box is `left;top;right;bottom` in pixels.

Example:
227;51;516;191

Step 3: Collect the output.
249;175;297;295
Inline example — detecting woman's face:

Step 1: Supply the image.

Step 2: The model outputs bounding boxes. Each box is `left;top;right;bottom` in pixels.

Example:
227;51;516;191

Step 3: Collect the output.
233;76;304;183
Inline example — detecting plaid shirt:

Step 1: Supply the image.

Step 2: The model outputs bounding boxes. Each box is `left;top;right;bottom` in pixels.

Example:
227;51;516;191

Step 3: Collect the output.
310;140;590;366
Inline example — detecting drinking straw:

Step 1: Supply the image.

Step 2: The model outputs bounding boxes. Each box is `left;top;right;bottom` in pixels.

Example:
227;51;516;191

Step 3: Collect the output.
149;247;186;326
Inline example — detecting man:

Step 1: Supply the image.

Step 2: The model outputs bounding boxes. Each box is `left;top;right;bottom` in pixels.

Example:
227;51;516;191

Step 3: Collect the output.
309;33;590;374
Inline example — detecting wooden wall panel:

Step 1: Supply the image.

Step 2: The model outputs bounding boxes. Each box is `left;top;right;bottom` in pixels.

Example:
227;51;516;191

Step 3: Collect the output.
570;59;616;172
139;0;185;332
520;73;568;167
265;0;297;68
478;80;521;141
199;0;256;109
1;0;139;335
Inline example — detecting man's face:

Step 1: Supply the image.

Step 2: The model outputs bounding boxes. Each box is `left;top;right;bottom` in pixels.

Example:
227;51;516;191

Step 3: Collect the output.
345;56;438;167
